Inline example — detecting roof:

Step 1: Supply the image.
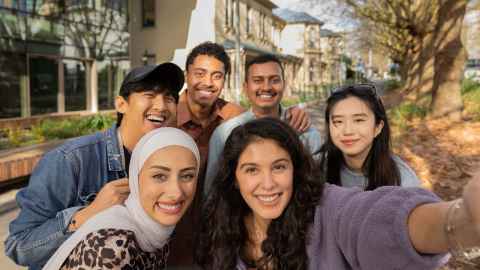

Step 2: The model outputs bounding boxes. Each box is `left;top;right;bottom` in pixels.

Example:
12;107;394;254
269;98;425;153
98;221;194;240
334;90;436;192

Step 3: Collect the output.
320;29;341;37
273;8;323;25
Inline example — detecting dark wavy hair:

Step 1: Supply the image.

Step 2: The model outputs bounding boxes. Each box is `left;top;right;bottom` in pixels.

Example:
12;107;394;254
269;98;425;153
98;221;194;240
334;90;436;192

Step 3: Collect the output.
195;117;323;270
317;84;400;190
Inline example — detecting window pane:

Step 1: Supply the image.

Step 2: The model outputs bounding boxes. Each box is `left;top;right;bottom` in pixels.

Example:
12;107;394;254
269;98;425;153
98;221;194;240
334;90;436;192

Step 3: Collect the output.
142;0;154;27
0;52;24;118
64;59;86;111
30;57;58;115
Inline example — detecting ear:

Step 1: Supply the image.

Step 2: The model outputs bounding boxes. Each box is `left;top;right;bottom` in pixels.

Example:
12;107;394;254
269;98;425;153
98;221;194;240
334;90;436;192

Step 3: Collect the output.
115;96;128;114
374;120;384;138
243;81;248;93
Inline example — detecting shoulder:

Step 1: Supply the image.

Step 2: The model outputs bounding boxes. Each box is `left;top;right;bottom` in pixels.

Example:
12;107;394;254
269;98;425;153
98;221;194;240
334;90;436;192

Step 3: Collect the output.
54;126;115;156
62;229;137;269
391;155;421;187
211;111;253;143
216;98;245;121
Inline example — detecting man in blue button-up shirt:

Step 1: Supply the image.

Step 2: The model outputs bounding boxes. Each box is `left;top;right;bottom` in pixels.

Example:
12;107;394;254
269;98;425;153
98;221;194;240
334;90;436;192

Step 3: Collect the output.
5;63;185;269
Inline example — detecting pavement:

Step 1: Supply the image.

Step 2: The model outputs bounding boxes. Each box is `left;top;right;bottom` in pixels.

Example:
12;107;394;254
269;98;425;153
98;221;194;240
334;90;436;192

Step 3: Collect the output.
0;99;326;269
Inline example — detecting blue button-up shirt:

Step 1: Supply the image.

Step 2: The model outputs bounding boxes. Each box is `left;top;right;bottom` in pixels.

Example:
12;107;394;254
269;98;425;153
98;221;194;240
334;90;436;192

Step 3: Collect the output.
4;125;127;269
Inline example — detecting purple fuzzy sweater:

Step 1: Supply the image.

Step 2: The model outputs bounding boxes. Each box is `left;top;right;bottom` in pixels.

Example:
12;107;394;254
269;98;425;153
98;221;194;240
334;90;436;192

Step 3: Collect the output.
237;185;449;270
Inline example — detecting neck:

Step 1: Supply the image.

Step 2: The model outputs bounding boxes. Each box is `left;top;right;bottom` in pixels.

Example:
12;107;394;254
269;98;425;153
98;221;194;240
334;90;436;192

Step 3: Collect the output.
244;214;270;263
252;105;280;119
118;124;137;153
343;149;370;173
186;91;215;126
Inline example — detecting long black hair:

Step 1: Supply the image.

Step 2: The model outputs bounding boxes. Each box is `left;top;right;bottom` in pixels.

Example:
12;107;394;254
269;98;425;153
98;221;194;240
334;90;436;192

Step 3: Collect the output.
317;84;400;190
195;118;323;270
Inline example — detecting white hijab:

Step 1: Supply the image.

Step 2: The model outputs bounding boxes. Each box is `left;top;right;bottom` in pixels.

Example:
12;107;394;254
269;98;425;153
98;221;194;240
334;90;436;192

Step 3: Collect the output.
43;128;200;270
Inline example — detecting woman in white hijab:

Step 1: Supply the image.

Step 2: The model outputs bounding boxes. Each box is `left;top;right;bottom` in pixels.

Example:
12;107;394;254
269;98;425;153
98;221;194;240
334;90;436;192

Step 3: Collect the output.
43;127;200;270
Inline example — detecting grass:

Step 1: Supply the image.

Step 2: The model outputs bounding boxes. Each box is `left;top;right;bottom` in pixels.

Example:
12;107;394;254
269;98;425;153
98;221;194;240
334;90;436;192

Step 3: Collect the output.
0;114;115;150
388;78;480;131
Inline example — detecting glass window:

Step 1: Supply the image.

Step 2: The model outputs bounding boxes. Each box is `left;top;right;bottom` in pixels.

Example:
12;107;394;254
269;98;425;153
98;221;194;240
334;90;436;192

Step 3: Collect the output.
0;52;24;118
64;59;86;111
142;0;155;27
30;56;58;115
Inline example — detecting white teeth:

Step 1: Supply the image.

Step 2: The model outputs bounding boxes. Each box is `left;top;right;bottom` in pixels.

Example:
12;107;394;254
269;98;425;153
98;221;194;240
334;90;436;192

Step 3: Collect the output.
147;115;165;122
257;194;279;202
199;90;213;96
257;93;274;99
157;203;181;210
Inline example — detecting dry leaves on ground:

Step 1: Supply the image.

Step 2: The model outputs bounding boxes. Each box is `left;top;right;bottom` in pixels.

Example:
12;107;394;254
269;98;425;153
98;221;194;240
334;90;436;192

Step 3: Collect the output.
392;118;480;270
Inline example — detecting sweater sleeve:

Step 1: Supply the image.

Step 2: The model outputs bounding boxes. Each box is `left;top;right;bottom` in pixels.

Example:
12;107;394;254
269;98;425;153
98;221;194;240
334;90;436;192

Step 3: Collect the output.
320;185;449;270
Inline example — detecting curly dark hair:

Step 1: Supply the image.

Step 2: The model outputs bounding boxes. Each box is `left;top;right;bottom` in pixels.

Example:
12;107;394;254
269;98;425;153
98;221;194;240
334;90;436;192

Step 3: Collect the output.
195;117;324;270
185;41;231;75
316;84;401;190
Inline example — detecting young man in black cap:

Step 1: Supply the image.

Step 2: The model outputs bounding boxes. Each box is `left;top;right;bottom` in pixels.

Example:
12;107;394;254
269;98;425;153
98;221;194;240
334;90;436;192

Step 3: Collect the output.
5;62;184;270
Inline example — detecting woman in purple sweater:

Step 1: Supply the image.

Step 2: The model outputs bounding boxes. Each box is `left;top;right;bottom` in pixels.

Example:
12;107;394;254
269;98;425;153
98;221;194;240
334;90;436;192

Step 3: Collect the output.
196;117;480;270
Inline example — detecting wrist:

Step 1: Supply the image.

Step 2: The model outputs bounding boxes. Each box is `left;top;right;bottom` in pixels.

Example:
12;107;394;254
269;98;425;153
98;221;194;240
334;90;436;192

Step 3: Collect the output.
445;199;480;262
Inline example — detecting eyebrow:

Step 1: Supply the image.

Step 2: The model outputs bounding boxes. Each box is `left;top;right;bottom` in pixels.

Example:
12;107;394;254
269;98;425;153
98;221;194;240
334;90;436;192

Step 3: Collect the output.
238;158;290;169
148;165;196;172
331;113;368;118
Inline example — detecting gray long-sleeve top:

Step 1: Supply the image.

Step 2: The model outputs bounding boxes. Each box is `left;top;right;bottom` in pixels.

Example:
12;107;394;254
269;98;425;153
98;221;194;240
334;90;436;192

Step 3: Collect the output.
237;184;449;269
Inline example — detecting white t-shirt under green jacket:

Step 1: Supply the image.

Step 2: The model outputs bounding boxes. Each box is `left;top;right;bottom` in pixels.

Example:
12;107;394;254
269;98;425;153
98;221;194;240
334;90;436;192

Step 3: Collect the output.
340;155;421;189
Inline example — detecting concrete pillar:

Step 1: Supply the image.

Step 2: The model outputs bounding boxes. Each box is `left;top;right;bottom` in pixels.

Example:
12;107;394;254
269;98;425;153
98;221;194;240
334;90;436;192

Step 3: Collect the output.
57;60;65;113
19;74;30;117
86;60;98;112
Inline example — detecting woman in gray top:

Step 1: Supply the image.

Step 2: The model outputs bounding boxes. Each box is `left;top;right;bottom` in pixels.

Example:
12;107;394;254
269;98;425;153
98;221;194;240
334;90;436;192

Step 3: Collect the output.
196;118;480;270
317;84;420;190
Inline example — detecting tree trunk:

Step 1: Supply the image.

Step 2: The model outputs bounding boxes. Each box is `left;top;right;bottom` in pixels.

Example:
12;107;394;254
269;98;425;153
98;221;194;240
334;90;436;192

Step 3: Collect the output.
430;0;467;120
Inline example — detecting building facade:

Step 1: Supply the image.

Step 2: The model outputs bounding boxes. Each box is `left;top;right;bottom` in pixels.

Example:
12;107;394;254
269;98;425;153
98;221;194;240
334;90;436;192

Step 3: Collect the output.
274;8;324;92
319;29;344;86
129;0;303;100
0;0;130;119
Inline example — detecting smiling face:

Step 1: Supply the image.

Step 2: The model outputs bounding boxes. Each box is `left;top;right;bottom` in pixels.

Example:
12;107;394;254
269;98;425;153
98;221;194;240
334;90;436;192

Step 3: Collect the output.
138;145;198;226
186;54;226;108
116;90;177;148
329;96;384;165
244;61;284;114
235;138;293;224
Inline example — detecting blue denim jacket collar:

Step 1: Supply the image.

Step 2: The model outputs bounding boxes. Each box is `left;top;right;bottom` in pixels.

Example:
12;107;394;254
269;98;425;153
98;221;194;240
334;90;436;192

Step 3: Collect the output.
105;125;125;172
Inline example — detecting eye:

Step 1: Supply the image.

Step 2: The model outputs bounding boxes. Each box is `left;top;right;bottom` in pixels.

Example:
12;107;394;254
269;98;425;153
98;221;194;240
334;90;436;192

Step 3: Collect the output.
244;167;258;175
332;120;343;125
272;163;287;172
253;79;262;84
165;96;176;103
271;78;282;84
143;92;155;98
180;173;196;182
152;173;168;182
194;72;205;78
354;118;366;123
213;73;224;80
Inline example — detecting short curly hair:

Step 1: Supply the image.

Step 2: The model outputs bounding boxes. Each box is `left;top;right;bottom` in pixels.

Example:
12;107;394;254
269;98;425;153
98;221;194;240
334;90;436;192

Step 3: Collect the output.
185;42;231;75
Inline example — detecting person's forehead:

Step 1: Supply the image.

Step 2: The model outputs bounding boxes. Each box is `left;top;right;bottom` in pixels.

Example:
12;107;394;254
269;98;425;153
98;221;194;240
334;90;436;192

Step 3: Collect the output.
248;62;282;77
331;96;372;116
189;54;225;71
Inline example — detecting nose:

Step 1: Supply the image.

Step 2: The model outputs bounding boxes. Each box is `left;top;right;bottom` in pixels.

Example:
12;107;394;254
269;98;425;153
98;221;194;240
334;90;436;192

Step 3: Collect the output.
261;80;272;91
260;171;276;191
342;119;354;135
203;75;214;88
164;178;183;201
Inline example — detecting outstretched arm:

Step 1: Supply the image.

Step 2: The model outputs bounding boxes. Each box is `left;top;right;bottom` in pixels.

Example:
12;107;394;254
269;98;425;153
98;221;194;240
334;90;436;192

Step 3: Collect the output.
408;171;480;255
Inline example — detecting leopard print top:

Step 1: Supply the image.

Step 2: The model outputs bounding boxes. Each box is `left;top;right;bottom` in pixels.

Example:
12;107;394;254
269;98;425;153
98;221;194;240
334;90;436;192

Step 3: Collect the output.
60;228;168;270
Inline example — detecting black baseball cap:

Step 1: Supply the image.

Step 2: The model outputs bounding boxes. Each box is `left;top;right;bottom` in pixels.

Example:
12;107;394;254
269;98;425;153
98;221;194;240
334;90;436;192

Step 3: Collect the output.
119;62;184;98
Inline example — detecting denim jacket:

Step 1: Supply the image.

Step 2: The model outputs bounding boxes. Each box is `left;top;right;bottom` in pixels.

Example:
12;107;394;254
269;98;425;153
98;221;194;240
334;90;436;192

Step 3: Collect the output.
4;125;127;270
